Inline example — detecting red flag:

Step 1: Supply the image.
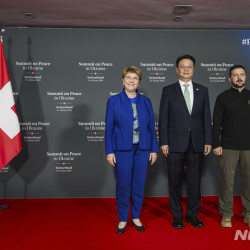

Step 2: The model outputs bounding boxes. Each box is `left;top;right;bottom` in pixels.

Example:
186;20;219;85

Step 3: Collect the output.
0;39;22;170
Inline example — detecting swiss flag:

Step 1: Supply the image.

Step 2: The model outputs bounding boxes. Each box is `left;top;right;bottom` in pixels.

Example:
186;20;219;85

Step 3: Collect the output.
0;39;22;170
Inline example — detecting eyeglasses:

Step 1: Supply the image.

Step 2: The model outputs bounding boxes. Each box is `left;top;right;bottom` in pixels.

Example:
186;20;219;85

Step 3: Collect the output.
124;76;139;82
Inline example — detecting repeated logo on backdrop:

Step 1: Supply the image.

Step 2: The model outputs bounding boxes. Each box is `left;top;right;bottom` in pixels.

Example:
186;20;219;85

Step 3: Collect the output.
140;62;174;83
16;61;51;82
78;121;105;142
20;121;50;142
79;62;113;82
200;62;233;83
47;152;82;173
47;91;83;112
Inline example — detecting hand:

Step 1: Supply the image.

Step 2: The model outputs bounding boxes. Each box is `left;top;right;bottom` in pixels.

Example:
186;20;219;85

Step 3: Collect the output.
160;145;169;157
107;153;116;166
149;152;157;165
204;145;211;156
213;146;222;156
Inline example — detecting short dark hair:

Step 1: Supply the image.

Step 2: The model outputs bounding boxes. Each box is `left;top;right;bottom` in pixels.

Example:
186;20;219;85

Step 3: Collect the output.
229;65;246;77
176;55;196;67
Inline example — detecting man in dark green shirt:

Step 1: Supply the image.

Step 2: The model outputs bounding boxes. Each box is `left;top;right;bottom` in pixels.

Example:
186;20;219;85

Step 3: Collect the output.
213;65;250;228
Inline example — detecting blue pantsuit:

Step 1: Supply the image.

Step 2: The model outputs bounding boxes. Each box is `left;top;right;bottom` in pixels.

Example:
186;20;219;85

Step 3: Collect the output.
114;145;150;221
105;88;158;222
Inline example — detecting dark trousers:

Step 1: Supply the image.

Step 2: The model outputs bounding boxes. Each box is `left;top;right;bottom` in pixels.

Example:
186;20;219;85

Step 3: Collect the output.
167;138;203;218
114;145;150;221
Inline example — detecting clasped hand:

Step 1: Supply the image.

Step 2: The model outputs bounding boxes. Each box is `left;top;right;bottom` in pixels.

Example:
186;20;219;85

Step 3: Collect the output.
107;152;157;167
160;145;212;157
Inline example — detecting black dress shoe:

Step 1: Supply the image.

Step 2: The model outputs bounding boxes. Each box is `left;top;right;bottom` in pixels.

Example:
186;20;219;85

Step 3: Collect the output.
131;219;145;232
117;225;126;234
186;216;204;228
172;217;183;229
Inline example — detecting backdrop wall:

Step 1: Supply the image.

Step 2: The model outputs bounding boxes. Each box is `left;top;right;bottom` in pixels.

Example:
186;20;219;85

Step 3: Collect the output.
1;27;249;198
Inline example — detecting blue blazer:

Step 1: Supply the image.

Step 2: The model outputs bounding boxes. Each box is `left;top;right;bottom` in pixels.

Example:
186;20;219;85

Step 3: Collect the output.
159;82;212;153
105;89;159;154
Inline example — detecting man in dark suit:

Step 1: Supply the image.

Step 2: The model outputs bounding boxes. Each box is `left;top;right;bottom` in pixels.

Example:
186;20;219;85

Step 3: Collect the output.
159;55;212;229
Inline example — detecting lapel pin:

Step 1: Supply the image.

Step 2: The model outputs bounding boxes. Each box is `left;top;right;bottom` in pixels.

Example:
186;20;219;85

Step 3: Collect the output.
196;88;199;91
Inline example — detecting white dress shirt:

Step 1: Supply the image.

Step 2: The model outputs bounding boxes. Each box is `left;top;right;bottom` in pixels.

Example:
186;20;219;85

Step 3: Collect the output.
179;80;194;111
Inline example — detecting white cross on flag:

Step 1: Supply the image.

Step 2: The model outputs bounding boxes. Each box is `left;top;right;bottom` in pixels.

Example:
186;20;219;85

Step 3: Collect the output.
0;39;22;170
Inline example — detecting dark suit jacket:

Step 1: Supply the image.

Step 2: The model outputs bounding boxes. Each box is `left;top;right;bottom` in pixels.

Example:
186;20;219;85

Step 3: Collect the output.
159;81;212;153
105;88;159;154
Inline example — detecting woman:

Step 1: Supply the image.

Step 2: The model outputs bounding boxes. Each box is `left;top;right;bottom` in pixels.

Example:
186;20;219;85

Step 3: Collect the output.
105;66;158;234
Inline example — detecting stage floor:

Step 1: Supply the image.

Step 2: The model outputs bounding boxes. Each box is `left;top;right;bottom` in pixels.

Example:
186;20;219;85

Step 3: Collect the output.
0;196;249;249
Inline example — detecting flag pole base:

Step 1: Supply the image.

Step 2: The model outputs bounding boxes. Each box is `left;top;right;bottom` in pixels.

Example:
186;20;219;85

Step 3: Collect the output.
0;205;8;210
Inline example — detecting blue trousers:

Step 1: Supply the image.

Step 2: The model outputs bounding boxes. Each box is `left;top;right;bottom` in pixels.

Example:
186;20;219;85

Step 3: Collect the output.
114;145;150;221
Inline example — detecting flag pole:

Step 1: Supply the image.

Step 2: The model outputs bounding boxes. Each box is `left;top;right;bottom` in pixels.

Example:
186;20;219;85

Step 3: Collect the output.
0;22;5;42
0;25;9;210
